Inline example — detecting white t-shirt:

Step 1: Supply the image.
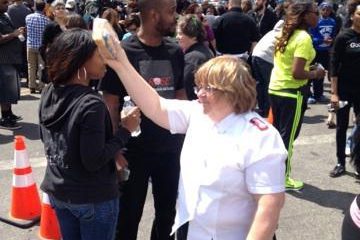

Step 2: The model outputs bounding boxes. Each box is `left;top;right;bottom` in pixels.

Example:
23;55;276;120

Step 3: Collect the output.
164;100;287;240
252;20;284;64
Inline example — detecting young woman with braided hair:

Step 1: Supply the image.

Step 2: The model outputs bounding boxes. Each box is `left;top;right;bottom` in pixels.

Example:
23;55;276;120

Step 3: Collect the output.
268;0;326;191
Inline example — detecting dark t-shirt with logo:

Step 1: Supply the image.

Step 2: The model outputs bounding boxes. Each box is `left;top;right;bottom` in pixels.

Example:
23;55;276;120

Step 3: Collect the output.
331;28;360;96
100;35;184;153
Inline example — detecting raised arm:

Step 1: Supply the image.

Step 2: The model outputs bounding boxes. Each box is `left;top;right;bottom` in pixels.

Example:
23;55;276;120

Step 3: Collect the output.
100;41;171;130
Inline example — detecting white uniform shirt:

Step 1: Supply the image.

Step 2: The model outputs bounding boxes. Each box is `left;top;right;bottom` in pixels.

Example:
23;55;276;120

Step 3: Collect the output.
164;100;287;240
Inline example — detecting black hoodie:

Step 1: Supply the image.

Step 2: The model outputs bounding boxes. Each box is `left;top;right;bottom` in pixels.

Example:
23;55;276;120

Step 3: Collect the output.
39;84;130;204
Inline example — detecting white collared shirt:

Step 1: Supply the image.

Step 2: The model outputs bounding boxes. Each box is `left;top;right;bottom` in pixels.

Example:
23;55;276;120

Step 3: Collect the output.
164;99;287;240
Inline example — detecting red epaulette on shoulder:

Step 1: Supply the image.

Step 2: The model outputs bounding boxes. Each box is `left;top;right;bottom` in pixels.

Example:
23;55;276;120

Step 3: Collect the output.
250;117;269;131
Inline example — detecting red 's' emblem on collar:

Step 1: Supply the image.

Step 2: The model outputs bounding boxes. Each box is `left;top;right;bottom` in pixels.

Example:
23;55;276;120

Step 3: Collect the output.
250;117;269;131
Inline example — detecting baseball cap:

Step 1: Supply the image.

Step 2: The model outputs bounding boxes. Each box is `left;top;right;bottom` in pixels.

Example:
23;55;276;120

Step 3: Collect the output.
65;0;76;10
320;2;333;9
51;0;65;7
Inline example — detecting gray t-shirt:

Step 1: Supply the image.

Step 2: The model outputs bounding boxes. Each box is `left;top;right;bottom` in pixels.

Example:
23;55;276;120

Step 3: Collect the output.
7;3;32;28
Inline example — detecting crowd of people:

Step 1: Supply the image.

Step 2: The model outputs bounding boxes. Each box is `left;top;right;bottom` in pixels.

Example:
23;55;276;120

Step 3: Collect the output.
1;0;360;239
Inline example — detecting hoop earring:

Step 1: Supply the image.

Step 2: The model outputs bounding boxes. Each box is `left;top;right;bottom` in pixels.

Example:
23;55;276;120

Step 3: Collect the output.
77;67;88;80
83;67;87;80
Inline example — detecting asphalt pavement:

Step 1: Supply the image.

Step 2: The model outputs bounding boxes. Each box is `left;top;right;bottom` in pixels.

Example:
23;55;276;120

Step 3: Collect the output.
0;83;358;240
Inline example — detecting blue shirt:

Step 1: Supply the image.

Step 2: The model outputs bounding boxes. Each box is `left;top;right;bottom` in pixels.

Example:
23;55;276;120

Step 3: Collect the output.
310;16;336;52
25;11;49;49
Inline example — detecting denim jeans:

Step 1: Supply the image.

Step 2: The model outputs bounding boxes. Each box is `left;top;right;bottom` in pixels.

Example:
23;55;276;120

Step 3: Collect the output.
50;196;119;240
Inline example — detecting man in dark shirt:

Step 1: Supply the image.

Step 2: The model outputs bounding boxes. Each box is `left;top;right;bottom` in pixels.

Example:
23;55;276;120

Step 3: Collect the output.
213;0;260;55
7;0;31;28
0;0;24;129
7;0;31;81
249;0;277;37
99;0;185;239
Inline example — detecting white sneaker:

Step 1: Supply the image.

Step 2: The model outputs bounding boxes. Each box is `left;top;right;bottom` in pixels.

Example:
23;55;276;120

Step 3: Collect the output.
307;97;316;104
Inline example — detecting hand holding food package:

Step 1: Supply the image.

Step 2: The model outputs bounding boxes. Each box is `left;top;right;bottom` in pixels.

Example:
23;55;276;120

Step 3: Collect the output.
92;18;119;59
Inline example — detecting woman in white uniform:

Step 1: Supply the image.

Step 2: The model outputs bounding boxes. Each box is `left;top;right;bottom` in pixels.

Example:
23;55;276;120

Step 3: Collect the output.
101;39;287;239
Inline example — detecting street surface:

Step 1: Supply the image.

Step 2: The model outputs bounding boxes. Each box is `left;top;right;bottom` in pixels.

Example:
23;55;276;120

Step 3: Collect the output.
0;83;358;239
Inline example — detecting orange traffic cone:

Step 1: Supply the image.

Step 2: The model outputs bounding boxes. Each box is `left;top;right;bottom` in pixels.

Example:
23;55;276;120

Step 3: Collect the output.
267;108;274;124
10;135;41;220
39;192;61;240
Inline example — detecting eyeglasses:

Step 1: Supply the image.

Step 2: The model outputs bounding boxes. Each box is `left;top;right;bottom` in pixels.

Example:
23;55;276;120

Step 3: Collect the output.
308;10;319;16
193;85;219;95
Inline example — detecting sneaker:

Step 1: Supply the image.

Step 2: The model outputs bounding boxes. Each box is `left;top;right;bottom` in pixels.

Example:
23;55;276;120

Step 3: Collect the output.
0;117;22;130
285;177;304;191
329;164;345;178
9;113;23;122
307;97;316;104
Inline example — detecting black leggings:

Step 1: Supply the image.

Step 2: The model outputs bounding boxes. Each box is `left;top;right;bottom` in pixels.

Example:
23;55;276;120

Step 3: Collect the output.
269;89;307;178
336;93;360;166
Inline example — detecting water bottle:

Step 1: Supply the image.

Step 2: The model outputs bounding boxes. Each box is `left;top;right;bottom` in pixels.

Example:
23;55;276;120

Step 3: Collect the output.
18;33;25;42
122;96;141;137
314;62;324;70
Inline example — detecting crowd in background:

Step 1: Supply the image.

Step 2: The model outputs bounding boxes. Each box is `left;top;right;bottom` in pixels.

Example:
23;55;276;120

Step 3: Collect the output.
2;0;360;239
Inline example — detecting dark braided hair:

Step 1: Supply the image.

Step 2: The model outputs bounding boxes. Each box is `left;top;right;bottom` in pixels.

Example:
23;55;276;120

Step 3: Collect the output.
275;0;314;53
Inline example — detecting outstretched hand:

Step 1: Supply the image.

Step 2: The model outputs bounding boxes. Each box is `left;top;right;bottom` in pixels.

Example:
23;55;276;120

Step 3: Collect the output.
97;34;127;71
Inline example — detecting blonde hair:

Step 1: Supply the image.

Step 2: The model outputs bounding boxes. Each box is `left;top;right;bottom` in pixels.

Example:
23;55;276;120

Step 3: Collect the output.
195;56;257;114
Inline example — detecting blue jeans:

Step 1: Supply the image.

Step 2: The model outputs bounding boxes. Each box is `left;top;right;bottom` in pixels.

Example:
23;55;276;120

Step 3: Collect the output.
49;196;119;240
